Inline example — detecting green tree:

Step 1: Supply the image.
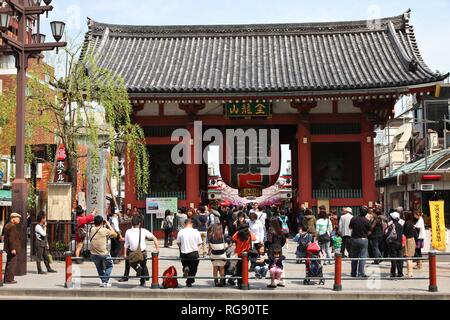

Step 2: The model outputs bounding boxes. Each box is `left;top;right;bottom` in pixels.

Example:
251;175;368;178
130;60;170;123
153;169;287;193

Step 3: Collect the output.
28;42;150;203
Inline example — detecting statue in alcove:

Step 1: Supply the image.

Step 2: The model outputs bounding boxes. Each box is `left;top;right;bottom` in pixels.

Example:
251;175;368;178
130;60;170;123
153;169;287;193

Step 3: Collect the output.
318;155;349;189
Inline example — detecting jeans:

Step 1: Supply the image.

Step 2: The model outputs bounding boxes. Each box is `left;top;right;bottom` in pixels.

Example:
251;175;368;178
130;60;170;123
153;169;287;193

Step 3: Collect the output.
181;251;200;285
341;236;352;257
389;244;404;276
164;229;173;247
319;241;332;265
255;266;268;278
369;237;382;263
350;238;368;277
91;254;114;284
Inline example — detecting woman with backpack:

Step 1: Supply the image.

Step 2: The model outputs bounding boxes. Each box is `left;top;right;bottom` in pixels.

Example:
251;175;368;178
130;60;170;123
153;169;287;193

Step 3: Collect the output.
162;210;174;248
208;224;227;287
316;208;333;265
386;212;404;278
293;226;312;263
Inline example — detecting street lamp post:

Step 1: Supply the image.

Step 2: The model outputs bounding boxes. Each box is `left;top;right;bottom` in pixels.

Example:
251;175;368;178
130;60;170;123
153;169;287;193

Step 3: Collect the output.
0;0;66;275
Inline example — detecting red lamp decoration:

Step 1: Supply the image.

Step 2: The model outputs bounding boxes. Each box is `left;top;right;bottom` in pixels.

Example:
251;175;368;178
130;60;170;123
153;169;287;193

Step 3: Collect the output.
220;129;281;198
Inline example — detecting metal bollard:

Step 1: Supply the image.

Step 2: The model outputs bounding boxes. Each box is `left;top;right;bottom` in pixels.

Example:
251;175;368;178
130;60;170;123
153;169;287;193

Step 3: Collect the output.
428;252;438;292
333;253;342;291
241;252;250;290
65;251;73;289
0;250;3;287
151;252;160;289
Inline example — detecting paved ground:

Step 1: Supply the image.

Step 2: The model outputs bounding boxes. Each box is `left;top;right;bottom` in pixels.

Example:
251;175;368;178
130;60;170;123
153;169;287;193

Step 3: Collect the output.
1;236;450;299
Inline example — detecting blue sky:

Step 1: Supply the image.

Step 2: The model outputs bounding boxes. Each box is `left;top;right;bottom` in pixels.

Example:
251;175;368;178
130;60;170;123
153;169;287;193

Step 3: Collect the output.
41;0;450;75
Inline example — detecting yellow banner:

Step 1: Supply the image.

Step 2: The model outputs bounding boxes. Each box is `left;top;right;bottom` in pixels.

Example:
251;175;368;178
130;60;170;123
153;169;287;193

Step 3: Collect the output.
429;200;447;251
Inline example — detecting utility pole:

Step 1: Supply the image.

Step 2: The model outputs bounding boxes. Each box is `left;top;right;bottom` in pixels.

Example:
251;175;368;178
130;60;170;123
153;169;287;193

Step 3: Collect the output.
0;0;66;275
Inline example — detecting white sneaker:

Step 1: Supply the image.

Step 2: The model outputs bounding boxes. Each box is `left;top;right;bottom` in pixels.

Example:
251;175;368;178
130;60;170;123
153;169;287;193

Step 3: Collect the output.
100;282;112;288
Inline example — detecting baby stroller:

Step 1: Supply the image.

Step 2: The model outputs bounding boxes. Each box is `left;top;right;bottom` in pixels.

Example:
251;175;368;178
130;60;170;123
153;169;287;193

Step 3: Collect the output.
304;242;325;285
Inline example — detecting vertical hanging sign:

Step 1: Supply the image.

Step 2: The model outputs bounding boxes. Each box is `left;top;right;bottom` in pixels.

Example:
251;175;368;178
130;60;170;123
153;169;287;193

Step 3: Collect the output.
429;200;446;251
55;145;67;183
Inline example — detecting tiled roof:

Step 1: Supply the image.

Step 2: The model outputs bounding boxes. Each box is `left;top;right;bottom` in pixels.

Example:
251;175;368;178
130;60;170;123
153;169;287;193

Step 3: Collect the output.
81;10;448;96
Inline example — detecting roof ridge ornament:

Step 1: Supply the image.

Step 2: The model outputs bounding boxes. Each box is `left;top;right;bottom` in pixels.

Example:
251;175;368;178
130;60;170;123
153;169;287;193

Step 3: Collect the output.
387;21;418;73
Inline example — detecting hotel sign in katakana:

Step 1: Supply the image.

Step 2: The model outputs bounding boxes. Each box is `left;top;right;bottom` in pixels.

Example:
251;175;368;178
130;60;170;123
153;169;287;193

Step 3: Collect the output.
225;102;272;119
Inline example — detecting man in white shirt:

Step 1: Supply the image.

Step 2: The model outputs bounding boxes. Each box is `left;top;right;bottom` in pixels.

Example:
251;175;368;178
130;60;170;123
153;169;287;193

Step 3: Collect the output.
121;216;160;286
35;213;57;274
339;207;354;258
177;218;203;287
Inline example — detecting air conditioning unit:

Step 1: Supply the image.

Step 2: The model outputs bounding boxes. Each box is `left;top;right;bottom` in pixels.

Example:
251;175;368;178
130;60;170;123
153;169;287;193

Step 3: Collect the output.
420;184;434;191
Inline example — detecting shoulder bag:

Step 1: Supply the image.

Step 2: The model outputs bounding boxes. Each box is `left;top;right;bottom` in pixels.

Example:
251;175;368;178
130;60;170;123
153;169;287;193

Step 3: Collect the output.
318;219;331;244
128;228;145;268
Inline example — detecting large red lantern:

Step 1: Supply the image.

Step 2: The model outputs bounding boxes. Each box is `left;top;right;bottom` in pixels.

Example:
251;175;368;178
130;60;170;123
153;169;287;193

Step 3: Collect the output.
220;128;281;198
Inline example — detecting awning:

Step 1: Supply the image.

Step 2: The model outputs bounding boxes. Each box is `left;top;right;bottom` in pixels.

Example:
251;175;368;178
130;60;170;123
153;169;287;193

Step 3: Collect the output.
0;190;12;207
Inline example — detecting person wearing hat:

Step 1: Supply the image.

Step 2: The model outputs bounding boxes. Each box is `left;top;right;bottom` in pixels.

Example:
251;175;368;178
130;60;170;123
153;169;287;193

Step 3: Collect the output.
338;207;353;258
387;211;404;278
3;213;23;284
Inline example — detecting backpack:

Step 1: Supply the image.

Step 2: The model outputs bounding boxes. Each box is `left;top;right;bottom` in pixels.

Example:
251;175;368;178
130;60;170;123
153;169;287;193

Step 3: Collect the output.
386;223;398;244
163;217;173;230
297;233;312;251
162;266;179;289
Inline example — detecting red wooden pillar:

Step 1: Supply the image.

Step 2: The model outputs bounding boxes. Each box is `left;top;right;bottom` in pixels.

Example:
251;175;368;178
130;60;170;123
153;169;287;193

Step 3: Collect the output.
297;119;312;208
360;117;376;206
186;126;201;207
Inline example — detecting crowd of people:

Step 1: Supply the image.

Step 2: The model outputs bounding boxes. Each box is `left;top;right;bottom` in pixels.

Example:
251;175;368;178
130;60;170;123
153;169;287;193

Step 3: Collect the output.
168;203;427;288
0;201;427;288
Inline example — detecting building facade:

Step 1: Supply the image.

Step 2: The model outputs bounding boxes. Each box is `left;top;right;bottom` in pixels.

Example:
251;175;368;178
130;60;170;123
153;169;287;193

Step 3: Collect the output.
82;10;448;221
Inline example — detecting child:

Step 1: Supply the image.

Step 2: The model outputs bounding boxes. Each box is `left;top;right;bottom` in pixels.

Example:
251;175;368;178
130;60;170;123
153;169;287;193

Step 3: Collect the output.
254;244;269;279
293;227;312;264
267;245;286;288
